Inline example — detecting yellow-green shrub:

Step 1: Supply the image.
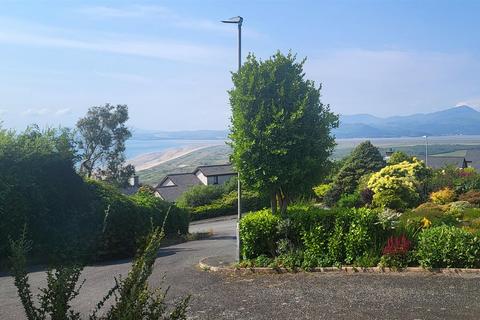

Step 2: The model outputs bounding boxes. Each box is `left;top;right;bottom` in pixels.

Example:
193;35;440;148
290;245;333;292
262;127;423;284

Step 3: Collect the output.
312;184;331;200
368;159;427;210
430;187;456;204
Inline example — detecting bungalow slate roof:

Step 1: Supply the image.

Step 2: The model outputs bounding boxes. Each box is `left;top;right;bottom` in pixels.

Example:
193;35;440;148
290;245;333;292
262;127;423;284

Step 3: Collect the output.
417;156;467;169
155;164;235;202
157;173;202;188
195;164;236;176
155;186;187;202
155;173;202;202
466;150;480;171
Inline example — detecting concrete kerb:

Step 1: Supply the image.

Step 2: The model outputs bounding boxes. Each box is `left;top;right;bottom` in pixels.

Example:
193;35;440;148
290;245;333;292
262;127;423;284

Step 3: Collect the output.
198;256;480;275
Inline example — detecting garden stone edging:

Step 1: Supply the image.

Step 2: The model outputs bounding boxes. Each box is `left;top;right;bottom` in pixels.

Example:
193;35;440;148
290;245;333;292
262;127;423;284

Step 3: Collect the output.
198;257;480;275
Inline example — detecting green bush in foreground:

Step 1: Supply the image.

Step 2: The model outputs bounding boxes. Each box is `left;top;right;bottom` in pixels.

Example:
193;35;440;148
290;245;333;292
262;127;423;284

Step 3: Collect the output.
416;226;480;268
241;205;480;269
88;181;189;260
239;209;281;259
240;206;386;267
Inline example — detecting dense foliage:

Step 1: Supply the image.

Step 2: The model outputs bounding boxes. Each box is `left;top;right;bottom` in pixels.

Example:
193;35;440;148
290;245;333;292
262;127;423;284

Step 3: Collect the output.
240;206;387;268
0;128;188;265
367;158;429;210
387;151;414;165
228;51;338;215
177;177;269;221
430;187;456;204
0;127;99;263
416;226;480;268
92;182;189;259
240;200;480;269
324;141;385;206
190;190;268;221
176;177;237;208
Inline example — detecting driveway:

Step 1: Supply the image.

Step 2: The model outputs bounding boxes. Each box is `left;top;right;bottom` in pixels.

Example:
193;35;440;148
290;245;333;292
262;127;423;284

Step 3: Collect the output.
1;215;480;319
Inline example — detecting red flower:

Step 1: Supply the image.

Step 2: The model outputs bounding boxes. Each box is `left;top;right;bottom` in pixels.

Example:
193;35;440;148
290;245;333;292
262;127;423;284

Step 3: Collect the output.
383;235;411;256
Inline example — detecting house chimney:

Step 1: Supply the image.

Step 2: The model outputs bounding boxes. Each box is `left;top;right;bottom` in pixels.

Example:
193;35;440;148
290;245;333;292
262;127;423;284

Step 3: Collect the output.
129;175;139;187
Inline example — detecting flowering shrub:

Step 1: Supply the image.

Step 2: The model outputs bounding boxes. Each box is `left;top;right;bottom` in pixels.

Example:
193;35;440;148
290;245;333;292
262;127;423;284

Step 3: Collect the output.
430;187;456;204
420;217;432;228
383;235;411;255
368;159;428;210
380;235;412;269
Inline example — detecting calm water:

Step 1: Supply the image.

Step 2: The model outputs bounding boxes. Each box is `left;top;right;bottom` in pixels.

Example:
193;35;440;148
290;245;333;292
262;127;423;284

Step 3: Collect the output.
125;139;225;159
126;135;480;159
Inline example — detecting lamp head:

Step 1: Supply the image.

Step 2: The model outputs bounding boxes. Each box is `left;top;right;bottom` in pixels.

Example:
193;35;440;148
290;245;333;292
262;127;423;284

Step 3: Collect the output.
221;16;243;26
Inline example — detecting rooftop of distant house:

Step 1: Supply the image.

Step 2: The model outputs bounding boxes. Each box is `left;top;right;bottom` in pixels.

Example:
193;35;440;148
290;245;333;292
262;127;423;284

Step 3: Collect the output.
154;164;236;202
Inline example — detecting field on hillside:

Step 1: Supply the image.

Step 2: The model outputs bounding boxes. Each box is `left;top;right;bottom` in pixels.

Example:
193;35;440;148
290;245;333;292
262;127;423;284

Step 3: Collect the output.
137;145;231;186
137;136;480;186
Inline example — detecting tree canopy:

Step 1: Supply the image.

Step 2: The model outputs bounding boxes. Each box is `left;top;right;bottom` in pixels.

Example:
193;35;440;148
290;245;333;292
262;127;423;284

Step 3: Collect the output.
76;104;134;186
387;151;415;165
324;141;385;206
228;51;338;215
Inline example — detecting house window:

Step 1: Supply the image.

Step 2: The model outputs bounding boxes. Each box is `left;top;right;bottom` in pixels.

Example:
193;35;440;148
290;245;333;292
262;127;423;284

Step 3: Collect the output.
213;176;219;185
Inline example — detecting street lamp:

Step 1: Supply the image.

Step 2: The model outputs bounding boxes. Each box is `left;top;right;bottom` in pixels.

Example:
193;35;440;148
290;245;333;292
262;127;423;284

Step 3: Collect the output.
423;135;429;167
222;16;243;262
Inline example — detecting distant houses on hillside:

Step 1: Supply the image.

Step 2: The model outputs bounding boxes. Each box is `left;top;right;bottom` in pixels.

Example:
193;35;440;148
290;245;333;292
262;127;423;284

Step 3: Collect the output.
154;164;236;202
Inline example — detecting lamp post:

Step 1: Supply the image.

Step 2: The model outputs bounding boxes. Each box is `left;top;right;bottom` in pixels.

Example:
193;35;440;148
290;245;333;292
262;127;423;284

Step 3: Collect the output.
423;135;429;167
222;16;243;262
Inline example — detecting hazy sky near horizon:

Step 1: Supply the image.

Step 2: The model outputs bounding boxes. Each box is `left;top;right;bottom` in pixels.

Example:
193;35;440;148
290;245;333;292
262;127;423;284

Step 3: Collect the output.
1;0;480;131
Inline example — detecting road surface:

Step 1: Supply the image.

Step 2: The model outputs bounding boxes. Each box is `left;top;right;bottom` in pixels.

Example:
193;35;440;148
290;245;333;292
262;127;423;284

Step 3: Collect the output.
1;215;480;319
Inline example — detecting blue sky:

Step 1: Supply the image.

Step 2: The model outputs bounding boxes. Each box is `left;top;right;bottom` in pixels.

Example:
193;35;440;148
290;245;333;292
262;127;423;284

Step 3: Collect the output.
1;0;480;131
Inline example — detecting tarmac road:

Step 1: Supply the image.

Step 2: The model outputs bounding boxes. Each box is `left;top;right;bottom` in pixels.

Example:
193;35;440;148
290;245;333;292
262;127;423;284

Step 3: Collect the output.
1;215;480;319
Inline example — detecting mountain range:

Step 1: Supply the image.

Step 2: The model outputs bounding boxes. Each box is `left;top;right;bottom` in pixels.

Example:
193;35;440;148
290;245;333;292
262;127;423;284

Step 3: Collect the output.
132;106;480;140
335;105;480;138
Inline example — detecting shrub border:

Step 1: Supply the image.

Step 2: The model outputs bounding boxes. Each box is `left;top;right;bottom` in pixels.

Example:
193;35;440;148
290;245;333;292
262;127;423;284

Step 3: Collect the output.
199;257;480;275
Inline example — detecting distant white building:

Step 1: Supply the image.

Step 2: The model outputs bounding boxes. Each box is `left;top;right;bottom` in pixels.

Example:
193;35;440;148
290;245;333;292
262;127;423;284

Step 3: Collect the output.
155;164;236;202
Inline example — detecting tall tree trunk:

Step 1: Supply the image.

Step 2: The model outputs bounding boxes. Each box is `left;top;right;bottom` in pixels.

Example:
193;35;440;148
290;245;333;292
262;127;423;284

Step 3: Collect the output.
271;192;278;215
277;187;288;218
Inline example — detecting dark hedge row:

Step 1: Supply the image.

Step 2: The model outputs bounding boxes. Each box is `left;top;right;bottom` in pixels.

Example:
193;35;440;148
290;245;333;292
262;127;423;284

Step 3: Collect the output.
0;128;188;266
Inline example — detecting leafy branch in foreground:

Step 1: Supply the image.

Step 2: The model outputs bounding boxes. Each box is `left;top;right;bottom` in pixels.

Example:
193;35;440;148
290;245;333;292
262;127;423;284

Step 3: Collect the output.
90;226;190;320
9;227;84;320
9;225;189;320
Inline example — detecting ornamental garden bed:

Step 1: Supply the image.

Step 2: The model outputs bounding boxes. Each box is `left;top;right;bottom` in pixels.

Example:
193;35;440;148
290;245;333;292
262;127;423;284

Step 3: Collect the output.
236;205;480;271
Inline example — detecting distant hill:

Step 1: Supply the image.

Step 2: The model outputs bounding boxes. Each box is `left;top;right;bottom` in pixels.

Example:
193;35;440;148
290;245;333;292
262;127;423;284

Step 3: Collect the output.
133;106;480;141
335;106;480;138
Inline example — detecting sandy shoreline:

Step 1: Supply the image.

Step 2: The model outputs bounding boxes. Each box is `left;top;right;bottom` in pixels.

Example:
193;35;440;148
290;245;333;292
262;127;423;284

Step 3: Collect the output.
127;144;218;171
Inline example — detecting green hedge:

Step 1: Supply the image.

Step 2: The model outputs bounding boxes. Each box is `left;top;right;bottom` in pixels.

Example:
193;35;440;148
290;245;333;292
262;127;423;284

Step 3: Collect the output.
239;209;281;259
239;206;385;266
190;190;268;221
0;128;189;265
416;226;480;268
88;181;189;260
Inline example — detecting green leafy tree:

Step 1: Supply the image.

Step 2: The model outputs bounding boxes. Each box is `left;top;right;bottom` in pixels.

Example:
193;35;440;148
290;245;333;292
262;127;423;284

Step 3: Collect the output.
324;141;385;206
387;151;414;165
76;104;134;186
228;52;338;215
